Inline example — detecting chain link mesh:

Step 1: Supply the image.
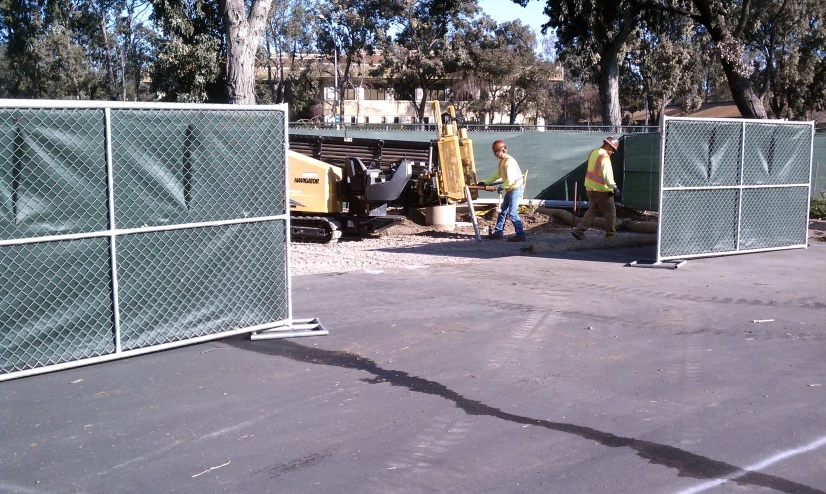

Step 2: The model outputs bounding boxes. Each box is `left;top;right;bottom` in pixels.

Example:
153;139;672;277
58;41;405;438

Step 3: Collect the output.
0;109;108;241
1;104;290;380
1;238;115;373
740;187;809;249
660;118;811;260
743;123;812;185
663;120;743;188
116;221;288;350
111;109;287;229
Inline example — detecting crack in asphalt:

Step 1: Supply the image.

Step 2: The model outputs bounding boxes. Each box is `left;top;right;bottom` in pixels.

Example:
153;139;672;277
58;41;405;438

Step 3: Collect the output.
241;339;824;494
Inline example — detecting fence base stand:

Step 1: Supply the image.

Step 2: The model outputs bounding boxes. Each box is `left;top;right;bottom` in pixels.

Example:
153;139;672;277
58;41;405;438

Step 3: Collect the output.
249;317;328;340
626;259;687;269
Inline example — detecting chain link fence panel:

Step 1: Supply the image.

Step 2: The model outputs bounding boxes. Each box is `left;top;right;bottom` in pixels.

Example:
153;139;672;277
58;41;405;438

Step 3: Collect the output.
1;101;291;381
658;117;812;262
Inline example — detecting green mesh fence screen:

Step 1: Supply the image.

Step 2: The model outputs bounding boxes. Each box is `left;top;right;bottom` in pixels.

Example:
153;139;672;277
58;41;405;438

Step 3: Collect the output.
622;133;660;211
290;127;825;211
1;102;290;380
658;117;812;261
811;136;826;198
288;128;620;202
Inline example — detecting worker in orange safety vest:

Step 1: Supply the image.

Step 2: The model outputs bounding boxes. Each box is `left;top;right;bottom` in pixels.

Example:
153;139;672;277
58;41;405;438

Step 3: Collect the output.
571;136;620;240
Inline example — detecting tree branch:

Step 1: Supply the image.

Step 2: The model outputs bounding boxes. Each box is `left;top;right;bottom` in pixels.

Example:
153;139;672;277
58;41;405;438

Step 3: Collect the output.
734;0;751;39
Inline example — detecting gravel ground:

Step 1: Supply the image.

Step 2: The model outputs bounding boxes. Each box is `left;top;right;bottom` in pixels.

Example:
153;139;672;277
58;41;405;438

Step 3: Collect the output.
289;222;656;276
289;216;826;277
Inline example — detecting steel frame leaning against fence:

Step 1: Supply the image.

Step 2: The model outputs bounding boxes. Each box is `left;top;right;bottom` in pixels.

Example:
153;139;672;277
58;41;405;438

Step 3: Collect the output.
0;99;324;382
651;116;814;265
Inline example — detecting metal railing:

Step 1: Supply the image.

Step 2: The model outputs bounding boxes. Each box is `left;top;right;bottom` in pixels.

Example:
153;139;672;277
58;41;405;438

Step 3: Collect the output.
289;121;660;134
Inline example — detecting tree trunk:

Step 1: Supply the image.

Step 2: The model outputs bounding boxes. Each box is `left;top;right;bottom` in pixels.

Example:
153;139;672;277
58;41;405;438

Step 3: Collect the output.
221;0;272;105
722;61;768;119
509;85;517;125
690;0;767;119
598;53;622;130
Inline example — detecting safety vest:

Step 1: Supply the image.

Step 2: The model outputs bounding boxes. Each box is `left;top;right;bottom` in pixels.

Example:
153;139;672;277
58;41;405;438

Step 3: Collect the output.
482;156;523;191
584;148;613;193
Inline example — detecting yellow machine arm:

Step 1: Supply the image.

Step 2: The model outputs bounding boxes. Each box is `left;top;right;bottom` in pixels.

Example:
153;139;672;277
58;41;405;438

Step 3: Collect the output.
431;100;479;202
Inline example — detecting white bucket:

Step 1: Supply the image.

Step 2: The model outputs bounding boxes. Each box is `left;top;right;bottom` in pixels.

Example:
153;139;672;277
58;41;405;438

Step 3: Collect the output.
424;203;457;231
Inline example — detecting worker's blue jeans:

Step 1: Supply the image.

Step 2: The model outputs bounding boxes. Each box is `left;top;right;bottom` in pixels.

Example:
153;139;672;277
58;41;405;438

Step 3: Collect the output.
493;185;525;237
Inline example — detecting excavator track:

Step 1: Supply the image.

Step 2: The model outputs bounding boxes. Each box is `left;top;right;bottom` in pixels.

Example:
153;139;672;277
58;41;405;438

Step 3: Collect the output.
290;216;343;244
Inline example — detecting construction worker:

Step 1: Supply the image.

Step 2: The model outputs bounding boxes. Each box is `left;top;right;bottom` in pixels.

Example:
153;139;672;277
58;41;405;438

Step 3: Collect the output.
571;136;620;240
477;139;527;242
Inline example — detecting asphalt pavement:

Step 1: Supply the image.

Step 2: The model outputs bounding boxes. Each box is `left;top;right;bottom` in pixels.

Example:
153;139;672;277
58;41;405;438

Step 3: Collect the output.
2;243;826;494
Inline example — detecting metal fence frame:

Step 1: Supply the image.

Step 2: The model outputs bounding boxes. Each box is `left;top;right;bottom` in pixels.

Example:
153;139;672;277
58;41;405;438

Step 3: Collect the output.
1;100;304;381
656;116;813;263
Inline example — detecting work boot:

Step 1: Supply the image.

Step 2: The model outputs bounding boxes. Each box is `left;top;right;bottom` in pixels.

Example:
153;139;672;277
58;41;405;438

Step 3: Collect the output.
508;235;527;242
571;230;584;240
485;233;503;240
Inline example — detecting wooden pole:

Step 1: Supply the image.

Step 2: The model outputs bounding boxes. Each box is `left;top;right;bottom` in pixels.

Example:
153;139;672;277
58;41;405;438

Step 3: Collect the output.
573;181;578;216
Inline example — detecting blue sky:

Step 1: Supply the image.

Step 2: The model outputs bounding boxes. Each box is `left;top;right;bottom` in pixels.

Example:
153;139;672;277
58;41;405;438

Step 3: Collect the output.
477;0;549;39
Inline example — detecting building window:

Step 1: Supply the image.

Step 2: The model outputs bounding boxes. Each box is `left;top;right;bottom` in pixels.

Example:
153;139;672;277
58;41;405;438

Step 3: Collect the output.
427;85;446;101
393;116;400;124
422;117;430;124
396;89;414;101
344;87;357;100
350;116;357;123
381;116;387;124
452;89;474;102
364;87;387;100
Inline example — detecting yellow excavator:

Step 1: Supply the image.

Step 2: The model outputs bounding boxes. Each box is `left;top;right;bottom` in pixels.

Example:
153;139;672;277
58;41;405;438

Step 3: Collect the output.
287;101;481;243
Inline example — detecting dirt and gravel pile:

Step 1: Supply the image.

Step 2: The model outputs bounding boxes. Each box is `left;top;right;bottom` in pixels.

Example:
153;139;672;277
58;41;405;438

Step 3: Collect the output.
290;210;826;277
289;207;657;276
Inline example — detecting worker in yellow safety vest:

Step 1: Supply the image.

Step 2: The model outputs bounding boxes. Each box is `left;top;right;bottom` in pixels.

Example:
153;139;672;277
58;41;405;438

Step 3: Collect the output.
477;140;527;242
571;136;620;240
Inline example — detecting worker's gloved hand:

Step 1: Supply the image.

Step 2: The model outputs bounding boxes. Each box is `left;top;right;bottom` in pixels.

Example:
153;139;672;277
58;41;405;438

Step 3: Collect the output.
476;181;486;186
613;188;622;202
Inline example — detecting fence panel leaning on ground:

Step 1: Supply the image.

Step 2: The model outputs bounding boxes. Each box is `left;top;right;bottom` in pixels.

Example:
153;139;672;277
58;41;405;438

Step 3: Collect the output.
0;101;311;382
656;116;814;262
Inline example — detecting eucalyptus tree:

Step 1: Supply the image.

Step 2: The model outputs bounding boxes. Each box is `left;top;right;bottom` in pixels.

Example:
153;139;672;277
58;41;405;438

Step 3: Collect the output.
631;12;704;124
219;0;275;104
314;0;399;109
150;0;282;104
465;14;511;125
0;0;96;98
116;0;155;100
521;59;564;124
746;0;826;118
149;0;225;102
489;20;538;124
0;0;42;96
518;0;645;128
372;0;476;124
262;0;313;104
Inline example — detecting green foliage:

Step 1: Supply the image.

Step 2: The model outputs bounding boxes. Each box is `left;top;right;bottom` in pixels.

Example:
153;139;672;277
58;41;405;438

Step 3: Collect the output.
148;0;226;102
519;200;539;215
812;191;826;219
315;0;400;106
0;0;155;100
466;18;541;125
150;34;224;102
371;0;476;122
